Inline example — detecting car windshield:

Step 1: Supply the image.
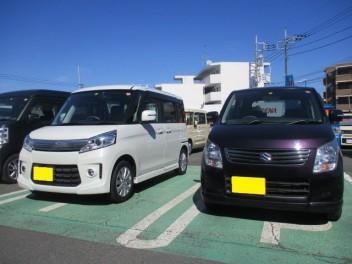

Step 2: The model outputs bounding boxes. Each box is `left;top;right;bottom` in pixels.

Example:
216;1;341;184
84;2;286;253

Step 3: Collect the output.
220;88;324;125
0;95;30;120
52;90;136;125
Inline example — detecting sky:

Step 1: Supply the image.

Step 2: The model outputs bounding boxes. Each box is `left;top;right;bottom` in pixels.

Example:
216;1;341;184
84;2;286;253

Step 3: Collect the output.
1;0;352;96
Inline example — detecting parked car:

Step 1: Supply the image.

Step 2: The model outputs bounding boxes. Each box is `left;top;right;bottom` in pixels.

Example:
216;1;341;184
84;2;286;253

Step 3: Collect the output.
0;89;70;183
201;87;344;221
18;85;188;203
185;108;211;154
340;112;352;147
324;104;343;147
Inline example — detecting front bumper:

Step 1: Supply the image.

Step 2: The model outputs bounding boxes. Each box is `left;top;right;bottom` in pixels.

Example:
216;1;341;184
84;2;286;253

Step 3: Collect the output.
200;161;344;214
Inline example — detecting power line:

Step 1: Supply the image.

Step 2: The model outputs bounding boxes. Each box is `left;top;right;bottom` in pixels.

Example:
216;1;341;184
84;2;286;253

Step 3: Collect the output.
291;25;352;50
0;73;78;88
290;34;352;56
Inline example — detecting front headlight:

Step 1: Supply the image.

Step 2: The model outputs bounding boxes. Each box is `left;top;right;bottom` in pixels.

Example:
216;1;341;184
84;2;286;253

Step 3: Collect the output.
79;130;116;153
0;125;9;146
23;135;34;152
313;139;339;173
204;139;223;169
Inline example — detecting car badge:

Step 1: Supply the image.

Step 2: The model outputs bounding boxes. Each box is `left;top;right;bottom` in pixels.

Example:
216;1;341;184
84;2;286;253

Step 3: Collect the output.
260;152;272;162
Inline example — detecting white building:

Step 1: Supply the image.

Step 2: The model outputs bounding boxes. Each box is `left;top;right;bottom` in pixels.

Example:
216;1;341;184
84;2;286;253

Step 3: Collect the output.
155;75;203;110
156;61;271;113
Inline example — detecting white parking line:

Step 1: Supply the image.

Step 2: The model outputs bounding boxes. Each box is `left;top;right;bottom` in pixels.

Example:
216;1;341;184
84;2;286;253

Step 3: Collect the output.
0;194;28;205
0;189;28;198
344;172;352;184
260;221;332;245
39;203;67;212
117;183;201;249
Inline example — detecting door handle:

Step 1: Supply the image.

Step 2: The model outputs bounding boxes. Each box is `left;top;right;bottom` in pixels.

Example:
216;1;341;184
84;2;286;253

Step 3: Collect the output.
156;129;164;134
165;129;172;134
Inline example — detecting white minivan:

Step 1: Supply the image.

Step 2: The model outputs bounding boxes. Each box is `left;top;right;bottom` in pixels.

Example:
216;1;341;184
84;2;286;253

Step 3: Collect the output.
18;85;189;202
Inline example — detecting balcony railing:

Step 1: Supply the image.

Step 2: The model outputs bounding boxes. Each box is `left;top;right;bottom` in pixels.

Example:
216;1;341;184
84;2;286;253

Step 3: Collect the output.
336;73;352;83
204;74;221;86
336;103;352;112
205;91;221;103
336;88;352;96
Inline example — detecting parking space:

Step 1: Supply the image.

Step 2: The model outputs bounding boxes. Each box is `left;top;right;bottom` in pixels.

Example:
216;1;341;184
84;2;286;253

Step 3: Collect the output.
1;166;351;263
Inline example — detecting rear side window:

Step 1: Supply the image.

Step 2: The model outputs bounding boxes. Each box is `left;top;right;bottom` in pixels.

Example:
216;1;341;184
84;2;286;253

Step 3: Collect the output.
195;112;206;124
143;94;184;124
163;101;177;123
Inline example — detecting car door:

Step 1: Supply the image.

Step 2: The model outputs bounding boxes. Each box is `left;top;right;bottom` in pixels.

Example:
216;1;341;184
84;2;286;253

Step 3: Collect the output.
162;100;181;169
138;99;166;176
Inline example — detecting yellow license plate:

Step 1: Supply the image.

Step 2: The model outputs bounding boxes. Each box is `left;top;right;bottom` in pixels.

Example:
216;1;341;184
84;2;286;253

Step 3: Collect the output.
33;166;54;182
231;176;266;195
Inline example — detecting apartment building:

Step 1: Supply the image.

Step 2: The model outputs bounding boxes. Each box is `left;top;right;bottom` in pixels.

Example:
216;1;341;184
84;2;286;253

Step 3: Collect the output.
324;62;352;112
156;61;271;113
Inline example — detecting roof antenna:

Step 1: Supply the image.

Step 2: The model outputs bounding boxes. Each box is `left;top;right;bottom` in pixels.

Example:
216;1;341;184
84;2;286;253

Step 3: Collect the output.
78;65;83;88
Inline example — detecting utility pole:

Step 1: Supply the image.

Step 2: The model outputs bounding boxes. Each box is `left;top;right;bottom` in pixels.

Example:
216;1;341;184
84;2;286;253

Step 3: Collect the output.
284;30;288;78
261;30;306;84
281;30;306;79
254;35;271;87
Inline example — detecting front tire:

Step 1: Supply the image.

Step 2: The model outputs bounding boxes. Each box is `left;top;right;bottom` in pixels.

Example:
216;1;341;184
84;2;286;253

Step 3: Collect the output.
175;148;188;175
1;154;19;184
109;161;134;203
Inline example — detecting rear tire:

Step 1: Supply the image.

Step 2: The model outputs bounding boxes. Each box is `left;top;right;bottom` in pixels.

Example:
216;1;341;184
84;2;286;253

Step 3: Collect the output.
175;148;188;175
1;154;19;184
109;161;134;203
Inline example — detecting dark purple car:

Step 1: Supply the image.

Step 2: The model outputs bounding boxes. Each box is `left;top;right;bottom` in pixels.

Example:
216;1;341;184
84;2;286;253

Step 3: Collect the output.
201;87;344;221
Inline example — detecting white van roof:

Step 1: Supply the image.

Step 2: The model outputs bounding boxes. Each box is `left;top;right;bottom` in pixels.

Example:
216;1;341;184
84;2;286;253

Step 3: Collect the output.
73;85;183;100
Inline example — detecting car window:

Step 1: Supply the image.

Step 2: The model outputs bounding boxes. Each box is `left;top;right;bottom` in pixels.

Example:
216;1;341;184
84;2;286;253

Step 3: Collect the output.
53;90;134;125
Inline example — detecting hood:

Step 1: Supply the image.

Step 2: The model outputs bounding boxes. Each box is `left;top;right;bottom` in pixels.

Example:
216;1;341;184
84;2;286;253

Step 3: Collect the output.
29;125;117;140
209;123;335;149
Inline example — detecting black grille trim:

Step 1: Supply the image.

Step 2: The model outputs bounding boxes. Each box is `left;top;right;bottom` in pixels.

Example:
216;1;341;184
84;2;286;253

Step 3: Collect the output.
32;164;81;187
225;148;310;165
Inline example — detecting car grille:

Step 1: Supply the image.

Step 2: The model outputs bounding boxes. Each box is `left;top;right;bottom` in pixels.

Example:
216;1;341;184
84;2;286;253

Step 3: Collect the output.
225;148;310;165
32;164;81;187
225;177;310;197
32;139;88;152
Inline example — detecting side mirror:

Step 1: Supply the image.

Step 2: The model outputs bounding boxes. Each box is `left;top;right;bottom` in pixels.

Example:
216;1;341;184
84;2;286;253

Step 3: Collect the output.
328;109;343;123
141;110;156;122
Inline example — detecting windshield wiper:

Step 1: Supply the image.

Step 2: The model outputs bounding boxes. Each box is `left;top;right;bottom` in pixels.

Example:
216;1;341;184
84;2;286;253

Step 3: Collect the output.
288;120;322;125
242;119;263;124
54;122;86;126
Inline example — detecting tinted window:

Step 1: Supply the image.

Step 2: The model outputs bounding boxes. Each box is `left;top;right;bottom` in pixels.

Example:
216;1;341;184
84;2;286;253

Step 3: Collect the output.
163;101;177;123
0;95;30;120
